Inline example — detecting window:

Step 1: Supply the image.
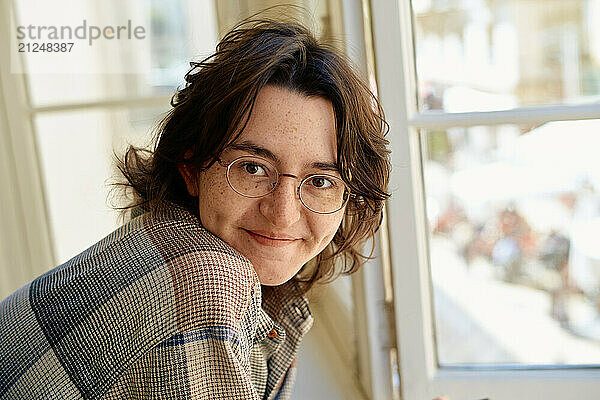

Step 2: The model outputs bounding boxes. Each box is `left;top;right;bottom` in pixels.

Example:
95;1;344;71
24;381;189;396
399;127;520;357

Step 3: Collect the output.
0;0;218;298
370;0;600;399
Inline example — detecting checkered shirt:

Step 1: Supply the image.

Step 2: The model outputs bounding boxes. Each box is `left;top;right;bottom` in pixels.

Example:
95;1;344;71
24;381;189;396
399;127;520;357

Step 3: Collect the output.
0;201;313;399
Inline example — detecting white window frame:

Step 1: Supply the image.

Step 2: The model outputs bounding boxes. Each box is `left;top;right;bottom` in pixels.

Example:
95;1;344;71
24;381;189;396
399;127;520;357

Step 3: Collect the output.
369;1;600;400
340;1;398;399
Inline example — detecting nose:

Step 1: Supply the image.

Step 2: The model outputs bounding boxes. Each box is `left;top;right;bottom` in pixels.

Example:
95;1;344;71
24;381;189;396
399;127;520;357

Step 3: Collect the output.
259;176;302;228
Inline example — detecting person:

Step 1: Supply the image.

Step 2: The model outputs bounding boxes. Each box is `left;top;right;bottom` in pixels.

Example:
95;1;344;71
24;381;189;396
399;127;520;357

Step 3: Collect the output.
0;18;390;399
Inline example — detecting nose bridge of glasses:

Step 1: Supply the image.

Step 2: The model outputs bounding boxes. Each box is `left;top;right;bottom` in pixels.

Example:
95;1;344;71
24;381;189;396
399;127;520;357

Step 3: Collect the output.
274;173;301;197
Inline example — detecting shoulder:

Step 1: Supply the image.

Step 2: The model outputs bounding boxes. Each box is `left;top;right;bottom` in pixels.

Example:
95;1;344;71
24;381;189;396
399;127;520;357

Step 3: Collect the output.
160;230;260;330
0;202;260;398
142;203;260;329
24;201;259;334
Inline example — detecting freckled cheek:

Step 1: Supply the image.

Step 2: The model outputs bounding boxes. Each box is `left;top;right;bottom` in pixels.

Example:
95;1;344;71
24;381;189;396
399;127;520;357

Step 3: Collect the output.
311;214;344;248
197;174;230;224
198;174;258;232
200;172;228;196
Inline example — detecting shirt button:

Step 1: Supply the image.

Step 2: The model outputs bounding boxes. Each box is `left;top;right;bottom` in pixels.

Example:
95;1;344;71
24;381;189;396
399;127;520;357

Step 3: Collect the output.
267;328;278;338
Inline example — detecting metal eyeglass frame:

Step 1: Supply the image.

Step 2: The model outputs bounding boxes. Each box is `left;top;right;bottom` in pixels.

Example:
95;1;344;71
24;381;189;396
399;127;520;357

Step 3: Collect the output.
216;155;351;214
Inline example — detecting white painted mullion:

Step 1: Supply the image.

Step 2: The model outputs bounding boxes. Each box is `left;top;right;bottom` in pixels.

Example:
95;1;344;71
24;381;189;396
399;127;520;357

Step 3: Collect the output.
369;1;436;400
341;1;396;399
29;95;173;115
428;368;600;400
408;102;600;129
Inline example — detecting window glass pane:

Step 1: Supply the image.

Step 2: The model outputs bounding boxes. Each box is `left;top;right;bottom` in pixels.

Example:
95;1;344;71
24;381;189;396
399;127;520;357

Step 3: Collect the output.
412;0;600;112
34;105;169;264
14;0;217;106
422;120;600;366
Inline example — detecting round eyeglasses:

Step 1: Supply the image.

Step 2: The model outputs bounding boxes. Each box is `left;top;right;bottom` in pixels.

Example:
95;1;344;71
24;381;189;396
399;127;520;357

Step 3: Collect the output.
217;156;350;214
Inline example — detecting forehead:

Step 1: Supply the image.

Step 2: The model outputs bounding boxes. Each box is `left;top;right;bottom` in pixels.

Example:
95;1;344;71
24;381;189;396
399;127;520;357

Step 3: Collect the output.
233;85;337;165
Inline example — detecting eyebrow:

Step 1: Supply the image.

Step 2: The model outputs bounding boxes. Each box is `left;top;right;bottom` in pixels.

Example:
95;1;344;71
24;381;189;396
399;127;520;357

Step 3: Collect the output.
229;141;340;173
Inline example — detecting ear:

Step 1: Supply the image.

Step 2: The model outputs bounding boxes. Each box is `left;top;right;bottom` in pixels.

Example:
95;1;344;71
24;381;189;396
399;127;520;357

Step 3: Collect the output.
177;163;199;197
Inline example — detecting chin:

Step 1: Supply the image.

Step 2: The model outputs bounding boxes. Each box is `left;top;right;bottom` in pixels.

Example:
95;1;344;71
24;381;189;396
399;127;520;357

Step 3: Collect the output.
254;263;301;286
259;277;294;286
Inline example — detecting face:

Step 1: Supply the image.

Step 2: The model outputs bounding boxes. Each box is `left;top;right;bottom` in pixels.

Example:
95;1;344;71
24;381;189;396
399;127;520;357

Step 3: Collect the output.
179;85;345;285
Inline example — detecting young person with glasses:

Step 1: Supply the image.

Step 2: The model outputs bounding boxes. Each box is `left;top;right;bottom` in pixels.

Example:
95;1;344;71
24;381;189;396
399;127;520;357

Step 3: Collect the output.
0;18;390;399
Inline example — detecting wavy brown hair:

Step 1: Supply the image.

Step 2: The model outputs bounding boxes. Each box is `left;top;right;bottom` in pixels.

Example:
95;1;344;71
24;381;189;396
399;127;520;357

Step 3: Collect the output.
113;18;391;293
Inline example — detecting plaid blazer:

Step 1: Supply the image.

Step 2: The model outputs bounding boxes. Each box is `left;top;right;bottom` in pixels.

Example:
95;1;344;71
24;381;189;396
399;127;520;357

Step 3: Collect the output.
0;201;313;399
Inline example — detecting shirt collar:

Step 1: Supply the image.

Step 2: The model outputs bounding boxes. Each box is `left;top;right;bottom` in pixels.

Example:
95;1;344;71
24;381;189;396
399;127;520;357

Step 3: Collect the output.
256;281;313;342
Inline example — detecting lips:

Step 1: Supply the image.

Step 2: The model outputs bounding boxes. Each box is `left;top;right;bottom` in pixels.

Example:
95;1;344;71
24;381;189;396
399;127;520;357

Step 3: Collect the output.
243;229;300;247
246;230;298;240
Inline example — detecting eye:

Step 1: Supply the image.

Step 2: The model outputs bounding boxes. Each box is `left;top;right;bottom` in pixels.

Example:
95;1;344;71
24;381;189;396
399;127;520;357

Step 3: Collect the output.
241;162;267;176
309;176;334;188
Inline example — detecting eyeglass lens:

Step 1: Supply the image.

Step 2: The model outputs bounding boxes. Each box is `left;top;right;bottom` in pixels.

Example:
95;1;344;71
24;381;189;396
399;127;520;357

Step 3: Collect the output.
226;156;348;213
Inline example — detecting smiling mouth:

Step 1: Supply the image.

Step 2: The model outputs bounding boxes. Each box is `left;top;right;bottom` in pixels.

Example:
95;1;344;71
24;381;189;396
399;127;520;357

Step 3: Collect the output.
243;229;299;247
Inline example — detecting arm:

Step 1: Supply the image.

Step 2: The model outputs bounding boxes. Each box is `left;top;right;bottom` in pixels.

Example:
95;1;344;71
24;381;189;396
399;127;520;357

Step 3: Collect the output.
104;326;260;399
